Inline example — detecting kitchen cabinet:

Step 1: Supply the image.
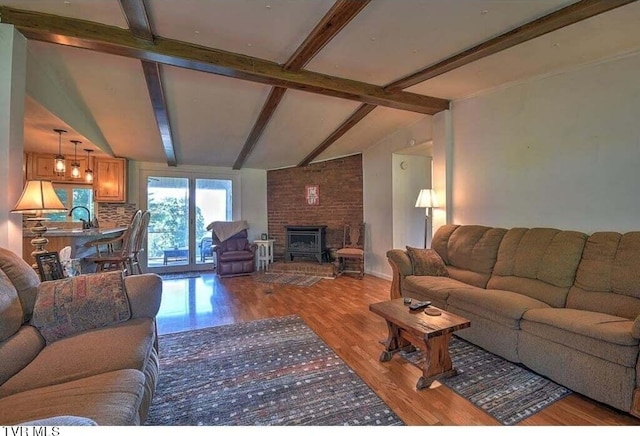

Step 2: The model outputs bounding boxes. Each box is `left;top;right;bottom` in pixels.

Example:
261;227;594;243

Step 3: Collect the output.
94;157;127;203
27;153;91;183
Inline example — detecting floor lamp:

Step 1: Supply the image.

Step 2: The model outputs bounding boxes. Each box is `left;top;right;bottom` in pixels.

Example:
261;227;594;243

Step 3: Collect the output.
11;180;67;269
415;189;438;248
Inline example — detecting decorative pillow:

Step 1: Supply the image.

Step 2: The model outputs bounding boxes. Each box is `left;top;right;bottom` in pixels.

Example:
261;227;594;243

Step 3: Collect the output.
405;246;449;277
30;271;131;344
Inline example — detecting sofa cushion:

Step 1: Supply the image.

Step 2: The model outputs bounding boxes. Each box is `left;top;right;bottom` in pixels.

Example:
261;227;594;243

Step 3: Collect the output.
0;269;23;341
521;308;638;367
405;247;448;277
611;232;640;299
30;271;131;344
0;369;145;426
402;276;480;308
431;224;507;288
0;318;155;398
0;247;40;321
569;232;640;319
0;326;44;388
447;288;550;329
489;228;587;307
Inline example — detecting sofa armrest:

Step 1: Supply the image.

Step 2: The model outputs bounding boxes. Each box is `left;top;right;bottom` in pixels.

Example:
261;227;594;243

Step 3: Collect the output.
386;249;413;300
633;315;640;340
387;249;413;276
124;273;162;320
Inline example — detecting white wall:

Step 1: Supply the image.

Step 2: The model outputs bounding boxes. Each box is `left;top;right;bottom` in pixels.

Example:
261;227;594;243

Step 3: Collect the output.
363;117;432;279
0;25;26;253
446;52;640;234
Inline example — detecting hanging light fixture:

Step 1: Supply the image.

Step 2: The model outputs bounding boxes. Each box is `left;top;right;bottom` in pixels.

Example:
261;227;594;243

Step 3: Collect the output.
53;129;67;174
84;148;94;182
70;140;82;178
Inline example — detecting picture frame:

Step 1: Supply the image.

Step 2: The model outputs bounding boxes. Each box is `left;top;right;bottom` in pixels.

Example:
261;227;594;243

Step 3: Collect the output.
305;184;319;205
261;233;268;240
36;252;65;282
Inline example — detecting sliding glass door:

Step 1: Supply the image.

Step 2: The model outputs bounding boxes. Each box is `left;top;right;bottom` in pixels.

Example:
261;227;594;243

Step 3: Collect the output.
144;175;233;273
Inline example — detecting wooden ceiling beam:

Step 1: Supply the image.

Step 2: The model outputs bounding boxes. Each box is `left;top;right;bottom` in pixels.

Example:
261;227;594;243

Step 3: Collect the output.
119;0;176;166
297;0;637;166
233;0;371;170
297;104;375;167
141;61;176;166
232;87;287;170
119;0;153;41
284;0;370;71
385;0;637;91
0;6;448;115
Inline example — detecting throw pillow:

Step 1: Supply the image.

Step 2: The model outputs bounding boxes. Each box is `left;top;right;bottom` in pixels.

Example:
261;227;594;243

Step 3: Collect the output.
30;271;131;344
406;246;449;277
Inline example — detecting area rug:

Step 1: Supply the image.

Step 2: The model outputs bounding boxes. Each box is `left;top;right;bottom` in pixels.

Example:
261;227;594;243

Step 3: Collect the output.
146;315;403;426
252;273;322;287
398;336;572;425
159;272;201;280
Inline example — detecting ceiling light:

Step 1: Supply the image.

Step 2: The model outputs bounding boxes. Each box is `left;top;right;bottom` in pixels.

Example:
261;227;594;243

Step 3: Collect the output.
70;140;82;178
53;129;67;175
84;148;94;182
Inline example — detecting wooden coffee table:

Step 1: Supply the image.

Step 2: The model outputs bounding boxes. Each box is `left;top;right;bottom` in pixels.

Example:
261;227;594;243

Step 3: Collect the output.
369;298;470;390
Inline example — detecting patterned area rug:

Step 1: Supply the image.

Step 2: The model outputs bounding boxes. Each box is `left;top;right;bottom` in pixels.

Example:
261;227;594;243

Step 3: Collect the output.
146;315;403;426
159;272;201;280
399;336;572;425
252;273;323;287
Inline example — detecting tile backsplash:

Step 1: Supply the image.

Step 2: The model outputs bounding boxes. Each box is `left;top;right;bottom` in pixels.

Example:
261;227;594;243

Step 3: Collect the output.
97;203;139;227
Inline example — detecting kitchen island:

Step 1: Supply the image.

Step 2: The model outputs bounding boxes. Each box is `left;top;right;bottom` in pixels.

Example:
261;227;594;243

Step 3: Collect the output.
22;226;128;273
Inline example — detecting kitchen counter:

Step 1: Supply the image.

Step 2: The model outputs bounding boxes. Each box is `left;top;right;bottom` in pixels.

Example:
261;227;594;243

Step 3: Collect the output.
43;227;128;237
22;226;129;273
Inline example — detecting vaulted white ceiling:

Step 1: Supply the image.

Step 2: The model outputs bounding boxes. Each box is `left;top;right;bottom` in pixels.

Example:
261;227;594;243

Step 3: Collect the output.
4;0;640;170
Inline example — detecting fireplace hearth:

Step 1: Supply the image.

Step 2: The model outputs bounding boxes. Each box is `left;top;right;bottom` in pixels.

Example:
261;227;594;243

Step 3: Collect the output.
285;225;327;263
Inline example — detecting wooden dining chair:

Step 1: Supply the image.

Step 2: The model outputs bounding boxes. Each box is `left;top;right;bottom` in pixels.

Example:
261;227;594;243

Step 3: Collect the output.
129;210;150;275
335;222;365;279
85;210;142;274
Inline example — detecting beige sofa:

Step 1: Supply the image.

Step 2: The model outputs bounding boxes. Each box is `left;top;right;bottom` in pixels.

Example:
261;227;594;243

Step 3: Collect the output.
0;247;162;425
387;224;640;418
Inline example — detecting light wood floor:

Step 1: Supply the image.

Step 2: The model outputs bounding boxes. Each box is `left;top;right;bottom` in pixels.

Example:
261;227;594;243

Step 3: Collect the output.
155;271;640;426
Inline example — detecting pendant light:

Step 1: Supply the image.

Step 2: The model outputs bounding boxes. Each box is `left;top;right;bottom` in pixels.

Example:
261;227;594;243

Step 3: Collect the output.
53;129;67;174
84;149;94;182
70;140;82;178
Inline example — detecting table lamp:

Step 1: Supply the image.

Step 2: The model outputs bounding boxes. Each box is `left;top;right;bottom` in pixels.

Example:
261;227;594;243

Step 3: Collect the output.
415;188;438;248
11;180;67;268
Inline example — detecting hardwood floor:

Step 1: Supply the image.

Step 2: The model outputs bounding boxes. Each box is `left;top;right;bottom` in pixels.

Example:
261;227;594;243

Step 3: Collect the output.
155;272;640;426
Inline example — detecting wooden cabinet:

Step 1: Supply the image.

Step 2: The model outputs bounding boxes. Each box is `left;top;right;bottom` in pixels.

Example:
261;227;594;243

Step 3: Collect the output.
27;153;91;183
94;157;127;203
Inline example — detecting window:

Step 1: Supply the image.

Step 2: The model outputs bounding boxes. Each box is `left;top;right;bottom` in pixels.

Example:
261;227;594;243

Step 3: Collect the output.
49;184;94;222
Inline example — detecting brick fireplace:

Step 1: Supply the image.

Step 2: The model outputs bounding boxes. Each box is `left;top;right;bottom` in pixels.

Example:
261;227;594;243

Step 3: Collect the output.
267;155;363;261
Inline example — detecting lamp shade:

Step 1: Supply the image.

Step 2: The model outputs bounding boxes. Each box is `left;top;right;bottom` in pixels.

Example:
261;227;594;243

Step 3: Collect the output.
11;180;67;214
415;189;438;208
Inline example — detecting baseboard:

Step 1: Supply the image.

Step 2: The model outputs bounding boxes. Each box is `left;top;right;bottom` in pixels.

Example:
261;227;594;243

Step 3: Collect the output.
366;269;392;281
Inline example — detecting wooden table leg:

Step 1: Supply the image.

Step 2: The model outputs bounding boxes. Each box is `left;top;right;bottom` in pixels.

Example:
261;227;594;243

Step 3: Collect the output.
379;321;412;362
416;332;457;390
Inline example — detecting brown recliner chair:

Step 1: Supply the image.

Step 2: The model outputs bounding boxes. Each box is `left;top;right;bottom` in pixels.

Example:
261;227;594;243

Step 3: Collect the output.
213;229;257;277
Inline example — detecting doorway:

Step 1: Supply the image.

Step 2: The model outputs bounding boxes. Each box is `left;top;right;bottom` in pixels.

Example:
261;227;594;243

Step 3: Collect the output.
392;142;433;249
142;174;234;273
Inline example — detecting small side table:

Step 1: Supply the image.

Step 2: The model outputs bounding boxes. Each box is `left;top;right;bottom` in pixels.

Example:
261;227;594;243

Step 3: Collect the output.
254;239;275;271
